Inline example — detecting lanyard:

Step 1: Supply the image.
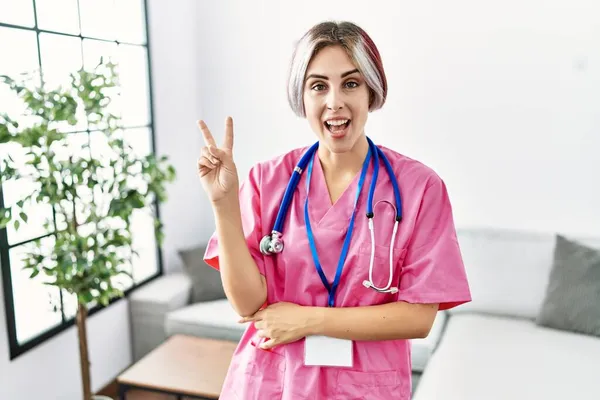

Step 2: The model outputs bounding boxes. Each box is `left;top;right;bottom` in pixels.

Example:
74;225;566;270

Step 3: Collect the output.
304;147;372;307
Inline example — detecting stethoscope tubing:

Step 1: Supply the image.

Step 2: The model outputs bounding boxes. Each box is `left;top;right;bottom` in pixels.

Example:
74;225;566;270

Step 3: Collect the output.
261;136;403;295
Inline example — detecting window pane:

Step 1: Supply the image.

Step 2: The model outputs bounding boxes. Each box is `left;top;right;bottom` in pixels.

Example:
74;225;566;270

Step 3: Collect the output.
52;132;91;231
2;176;53;246
87;130;135;291
0;27;40;132
61;290;78;320
38;33;87;133
81;39;121;125
36;0;80;35
112;249;134;291
88;130;113;159
0;135;54;245
79;0;116;41
82;38;118;70
60;223;95;320
87;129;115;217
131;207;159;284
123;128;157;283
89;128;157;284
88;129;148;216
117;44;150;126
116;0;146;45
0;0;35;27
123;127;152;157
10;238;63;345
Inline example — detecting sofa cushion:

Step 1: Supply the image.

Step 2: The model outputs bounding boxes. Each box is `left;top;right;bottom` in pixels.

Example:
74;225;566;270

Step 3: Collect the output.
451;229;555;319
178;244;226;303
452;228;600;320
413;313;600;400
536;235;600;337
129;273;193;315
410;311;448;372
165;299;244;342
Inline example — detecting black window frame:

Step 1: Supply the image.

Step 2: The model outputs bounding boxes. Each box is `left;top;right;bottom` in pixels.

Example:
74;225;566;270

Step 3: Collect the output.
0;0;164;361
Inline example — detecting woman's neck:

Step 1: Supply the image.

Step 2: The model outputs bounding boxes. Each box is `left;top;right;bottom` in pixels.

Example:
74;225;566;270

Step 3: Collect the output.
317;135;370;179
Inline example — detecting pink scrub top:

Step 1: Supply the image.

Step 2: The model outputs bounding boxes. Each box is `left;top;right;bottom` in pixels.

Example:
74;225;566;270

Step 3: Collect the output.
204;143;471;400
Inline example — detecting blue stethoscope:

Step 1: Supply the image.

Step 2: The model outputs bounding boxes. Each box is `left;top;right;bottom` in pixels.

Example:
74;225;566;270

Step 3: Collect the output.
259;136;403;305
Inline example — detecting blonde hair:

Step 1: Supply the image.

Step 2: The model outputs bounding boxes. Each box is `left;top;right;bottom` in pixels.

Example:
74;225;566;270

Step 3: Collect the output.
287;21;388;118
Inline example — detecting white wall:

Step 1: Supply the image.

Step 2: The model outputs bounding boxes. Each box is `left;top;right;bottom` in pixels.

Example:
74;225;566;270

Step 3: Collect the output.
149;0;205;273
156;0;599;277
0;0;199;398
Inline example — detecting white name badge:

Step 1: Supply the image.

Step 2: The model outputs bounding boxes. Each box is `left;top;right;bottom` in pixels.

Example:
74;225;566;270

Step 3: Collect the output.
304;335;353;367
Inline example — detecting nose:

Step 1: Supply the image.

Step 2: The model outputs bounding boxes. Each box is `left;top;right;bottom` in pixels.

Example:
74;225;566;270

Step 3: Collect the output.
326;88;344;111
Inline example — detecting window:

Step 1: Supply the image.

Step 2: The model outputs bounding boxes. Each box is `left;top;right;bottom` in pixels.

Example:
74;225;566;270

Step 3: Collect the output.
0;0;162;360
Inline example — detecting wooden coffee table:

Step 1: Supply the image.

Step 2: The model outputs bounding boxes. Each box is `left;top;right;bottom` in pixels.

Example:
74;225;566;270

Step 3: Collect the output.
117;335;237;400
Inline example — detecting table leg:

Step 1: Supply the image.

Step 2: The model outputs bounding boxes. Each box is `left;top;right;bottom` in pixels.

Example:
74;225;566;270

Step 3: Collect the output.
118;383;128;400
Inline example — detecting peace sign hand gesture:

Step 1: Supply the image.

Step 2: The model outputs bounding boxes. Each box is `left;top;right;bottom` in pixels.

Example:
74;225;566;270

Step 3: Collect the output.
197;117;239;204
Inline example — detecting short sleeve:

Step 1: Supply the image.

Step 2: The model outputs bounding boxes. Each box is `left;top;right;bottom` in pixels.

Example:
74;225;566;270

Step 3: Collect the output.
203;164;266;276
396;176;471;311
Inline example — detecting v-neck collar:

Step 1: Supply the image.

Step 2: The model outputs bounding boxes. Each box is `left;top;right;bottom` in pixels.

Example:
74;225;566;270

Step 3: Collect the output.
303;151;367;229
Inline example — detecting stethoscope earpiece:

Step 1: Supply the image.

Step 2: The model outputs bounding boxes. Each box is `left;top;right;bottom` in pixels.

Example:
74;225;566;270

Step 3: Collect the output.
362;280;399;294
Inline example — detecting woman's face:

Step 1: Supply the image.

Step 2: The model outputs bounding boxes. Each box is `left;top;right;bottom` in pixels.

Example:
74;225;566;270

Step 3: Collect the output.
303;45;370;154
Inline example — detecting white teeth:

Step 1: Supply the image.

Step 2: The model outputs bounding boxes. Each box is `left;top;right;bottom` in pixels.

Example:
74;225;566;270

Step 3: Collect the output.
326;119;349;126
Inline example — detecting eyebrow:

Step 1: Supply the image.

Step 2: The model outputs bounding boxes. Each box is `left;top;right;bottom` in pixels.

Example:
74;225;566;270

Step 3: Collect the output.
305;69;360;81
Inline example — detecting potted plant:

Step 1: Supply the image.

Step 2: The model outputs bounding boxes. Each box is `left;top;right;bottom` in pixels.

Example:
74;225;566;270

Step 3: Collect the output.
0;59;176;400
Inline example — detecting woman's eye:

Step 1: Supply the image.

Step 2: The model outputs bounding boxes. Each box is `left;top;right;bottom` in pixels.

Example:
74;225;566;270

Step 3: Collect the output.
345;81;359;89
312;83;326;91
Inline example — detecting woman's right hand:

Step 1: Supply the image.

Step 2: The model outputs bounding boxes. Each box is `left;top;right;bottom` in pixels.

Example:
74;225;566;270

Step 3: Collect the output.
197;116;239;204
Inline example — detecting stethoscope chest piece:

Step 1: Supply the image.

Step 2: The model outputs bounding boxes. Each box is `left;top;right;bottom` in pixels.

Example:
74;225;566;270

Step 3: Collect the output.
260;231;284;255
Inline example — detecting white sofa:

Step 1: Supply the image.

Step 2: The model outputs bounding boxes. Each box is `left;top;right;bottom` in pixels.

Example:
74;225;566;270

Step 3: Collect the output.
413;228;600;399
129;228;600;399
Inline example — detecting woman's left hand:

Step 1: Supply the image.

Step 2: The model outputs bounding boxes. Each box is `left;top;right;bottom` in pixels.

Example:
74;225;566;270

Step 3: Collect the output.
239;302;319;350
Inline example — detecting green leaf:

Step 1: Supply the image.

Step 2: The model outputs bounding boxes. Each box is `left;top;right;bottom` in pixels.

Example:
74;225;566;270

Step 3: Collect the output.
79;291;94;305
20;212;28;223
128;191;145;209
0;208;12;228
0;129;12;144
14;219;20;231
29;269;40;279
167;165;176;180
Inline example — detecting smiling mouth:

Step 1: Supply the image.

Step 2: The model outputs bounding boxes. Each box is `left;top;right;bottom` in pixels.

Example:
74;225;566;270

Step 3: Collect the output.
324;119;351;135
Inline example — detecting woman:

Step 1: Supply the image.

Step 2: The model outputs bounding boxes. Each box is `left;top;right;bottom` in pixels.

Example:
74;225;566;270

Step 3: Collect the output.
198;20;471;400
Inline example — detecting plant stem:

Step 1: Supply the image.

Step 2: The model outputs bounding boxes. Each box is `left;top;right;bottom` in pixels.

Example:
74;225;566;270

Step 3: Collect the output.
76;302;92;400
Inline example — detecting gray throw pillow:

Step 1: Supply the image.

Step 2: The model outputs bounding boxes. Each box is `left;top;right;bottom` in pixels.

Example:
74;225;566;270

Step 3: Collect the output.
536;234;600;337
178;244;226;303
